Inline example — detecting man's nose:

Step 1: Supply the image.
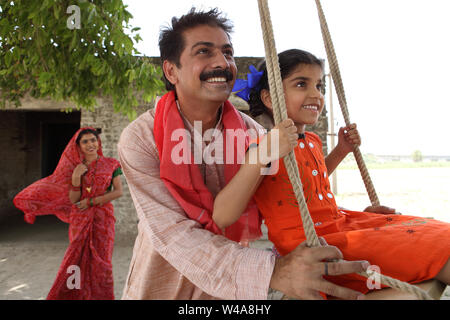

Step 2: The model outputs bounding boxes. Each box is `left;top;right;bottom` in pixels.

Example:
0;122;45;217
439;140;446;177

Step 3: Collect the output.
211;50;230;69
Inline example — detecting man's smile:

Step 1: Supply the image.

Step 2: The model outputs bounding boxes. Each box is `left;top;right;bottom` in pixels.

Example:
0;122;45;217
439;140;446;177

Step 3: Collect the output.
200;69;234;83
205;77;227;83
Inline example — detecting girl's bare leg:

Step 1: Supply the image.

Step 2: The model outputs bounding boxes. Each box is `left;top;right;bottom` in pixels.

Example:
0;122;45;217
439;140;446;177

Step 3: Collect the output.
435;258;450;285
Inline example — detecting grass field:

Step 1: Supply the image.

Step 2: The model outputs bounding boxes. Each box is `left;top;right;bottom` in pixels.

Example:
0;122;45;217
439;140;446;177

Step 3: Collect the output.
333;165;450;223
338;160;450;170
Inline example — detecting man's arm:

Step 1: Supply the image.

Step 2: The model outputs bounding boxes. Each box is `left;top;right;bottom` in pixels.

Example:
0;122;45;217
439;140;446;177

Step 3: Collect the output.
118;121;275;300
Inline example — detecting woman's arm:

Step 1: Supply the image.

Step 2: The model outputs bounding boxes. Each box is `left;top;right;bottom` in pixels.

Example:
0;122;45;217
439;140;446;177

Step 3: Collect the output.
69;164;88;204
93;175;123;206
69;189;81;204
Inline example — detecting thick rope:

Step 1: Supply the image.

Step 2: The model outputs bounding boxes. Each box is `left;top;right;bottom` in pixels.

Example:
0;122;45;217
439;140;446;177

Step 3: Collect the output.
314;0;380;206
256;0;433;300
257;0;321;248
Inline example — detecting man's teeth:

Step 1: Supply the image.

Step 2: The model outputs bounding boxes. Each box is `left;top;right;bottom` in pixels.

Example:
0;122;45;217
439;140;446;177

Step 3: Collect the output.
303;105;318;111
206;77;227;83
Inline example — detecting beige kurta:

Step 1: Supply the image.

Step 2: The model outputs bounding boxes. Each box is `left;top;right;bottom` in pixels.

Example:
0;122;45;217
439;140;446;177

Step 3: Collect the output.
118;106;275;300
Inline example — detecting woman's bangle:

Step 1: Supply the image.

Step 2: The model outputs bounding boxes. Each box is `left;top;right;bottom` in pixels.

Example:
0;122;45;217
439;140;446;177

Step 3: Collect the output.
71;185;81;192
89;198;94;207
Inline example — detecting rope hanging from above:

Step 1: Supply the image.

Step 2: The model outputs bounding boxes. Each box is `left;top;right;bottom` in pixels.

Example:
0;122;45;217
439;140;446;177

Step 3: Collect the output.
256;0;433;300
314;0;380;207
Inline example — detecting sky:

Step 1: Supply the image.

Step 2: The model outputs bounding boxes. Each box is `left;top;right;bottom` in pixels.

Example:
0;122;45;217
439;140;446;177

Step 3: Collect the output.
123;0;450;156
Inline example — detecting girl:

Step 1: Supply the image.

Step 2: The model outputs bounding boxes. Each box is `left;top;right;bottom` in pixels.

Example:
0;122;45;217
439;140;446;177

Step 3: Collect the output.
213;49;450;296
14;127;123;299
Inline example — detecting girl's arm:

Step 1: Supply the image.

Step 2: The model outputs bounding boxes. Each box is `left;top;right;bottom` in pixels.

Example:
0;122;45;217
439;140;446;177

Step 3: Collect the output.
212;147;266;230
325;123;361;174
212;119;298;230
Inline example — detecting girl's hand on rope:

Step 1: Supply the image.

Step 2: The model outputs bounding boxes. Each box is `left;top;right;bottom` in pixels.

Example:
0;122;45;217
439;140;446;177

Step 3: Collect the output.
337;123;361;155
364;205;398;215
269;237;369;300
258;119;297;165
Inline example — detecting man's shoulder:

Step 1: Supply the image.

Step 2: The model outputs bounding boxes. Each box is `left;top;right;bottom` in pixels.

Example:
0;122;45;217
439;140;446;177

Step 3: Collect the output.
119;109;156;149
237;110;265;133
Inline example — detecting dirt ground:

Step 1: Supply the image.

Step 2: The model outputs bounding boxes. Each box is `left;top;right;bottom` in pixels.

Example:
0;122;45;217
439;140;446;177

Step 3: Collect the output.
1;211;448;300
0;214;134;300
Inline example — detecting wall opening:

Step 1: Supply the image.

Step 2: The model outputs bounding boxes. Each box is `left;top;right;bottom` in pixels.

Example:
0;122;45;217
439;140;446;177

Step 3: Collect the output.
0;110;80;234
41;122;80;178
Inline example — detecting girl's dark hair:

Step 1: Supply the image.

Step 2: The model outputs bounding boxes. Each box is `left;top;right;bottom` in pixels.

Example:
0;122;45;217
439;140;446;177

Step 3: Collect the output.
248;49;324;118
76;129;99;145
159;7;234;91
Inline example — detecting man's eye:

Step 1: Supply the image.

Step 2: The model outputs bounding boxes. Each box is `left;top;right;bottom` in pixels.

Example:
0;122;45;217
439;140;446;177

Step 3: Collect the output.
316;83;323;90
197;48;209;54
224;50;234;57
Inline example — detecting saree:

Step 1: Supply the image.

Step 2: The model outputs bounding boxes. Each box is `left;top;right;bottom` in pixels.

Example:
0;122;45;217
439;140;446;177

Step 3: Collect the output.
14;127;121;299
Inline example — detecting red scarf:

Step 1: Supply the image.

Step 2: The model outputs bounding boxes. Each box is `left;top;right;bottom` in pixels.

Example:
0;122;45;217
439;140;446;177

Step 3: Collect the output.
14;127;103;224
154;91;262;242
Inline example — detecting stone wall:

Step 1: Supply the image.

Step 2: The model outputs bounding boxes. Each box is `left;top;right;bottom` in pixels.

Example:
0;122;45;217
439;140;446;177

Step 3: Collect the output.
80;98;150;243
2;57;328;242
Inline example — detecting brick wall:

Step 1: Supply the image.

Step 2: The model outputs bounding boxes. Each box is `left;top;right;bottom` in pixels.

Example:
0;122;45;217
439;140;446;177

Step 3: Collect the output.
80;97;150;243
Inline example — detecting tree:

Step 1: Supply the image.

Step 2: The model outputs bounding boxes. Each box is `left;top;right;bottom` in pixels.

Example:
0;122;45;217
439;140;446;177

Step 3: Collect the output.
412;150;423;162
0;0;164;119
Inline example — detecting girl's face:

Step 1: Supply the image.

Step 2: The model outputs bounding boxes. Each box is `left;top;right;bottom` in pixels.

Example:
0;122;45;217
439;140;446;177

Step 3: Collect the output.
263;63;325;132
283;64;325;132
78;133;99;157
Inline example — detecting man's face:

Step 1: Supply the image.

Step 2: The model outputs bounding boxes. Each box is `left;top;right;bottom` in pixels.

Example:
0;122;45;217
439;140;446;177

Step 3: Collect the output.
165;25;237;106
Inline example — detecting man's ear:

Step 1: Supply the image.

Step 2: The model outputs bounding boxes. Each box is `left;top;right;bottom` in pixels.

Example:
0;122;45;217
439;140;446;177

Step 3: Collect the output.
260;89;273;110
163;60;178;87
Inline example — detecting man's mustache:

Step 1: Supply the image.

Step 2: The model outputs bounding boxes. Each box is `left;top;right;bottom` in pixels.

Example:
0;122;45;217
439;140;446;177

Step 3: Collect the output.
199;69;234;82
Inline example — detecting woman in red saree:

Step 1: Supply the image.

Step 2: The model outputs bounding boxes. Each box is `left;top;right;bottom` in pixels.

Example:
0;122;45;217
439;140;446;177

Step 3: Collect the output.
14;127;123;300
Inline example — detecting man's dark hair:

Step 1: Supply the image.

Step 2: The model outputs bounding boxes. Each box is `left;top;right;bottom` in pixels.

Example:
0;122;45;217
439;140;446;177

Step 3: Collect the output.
159;7;234;91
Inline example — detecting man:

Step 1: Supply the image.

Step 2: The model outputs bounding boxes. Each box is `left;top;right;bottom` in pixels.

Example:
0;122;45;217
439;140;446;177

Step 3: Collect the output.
118;7;368;300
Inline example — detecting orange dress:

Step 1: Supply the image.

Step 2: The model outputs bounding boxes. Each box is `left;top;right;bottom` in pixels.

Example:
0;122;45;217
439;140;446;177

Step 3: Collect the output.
254;132;450;293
